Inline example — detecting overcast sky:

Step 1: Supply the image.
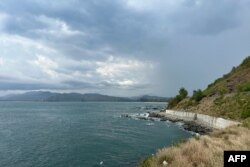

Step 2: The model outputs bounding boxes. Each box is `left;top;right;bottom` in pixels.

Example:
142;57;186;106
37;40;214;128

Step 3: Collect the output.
0;0;250;97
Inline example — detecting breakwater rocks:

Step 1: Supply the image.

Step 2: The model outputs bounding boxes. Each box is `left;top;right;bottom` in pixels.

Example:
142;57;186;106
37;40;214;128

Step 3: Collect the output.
122;109;239;135
148;112;213;135
121;112;213;135
121;113;159;121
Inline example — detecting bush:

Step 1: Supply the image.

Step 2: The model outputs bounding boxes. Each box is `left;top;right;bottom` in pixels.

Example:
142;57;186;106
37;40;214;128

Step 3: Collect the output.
167;87;188;109
192;89;204;102
242;117;250;129
241;103;250;119
231;66;236;72
139;156;154;167
238;82;250;92
168;95;182;109
240;56;250;68
179;87;188;99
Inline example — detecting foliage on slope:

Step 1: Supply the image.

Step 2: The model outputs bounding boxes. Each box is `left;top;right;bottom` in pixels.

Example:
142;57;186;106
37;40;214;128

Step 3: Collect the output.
139;57;250;167
169;56;250;120
204;56;250;96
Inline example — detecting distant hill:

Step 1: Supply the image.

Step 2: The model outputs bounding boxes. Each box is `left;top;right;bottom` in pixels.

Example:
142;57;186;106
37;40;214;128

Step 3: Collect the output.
169;56;250;120
45;93;132;102
0;91;55;101
0;91;169;102
131;95;170;102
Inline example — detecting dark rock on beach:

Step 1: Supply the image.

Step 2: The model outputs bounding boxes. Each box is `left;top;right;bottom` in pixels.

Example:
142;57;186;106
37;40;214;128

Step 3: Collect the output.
182;121;213;135
148;112;213;134
148;112;164;118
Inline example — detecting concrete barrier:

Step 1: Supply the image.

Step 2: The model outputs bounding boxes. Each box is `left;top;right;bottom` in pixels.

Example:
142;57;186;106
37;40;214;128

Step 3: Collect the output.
165;110;240;129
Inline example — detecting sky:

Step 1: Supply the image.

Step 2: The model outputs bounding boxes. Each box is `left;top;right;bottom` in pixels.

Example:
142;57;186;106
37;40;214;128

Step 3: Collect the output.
0;0;250;97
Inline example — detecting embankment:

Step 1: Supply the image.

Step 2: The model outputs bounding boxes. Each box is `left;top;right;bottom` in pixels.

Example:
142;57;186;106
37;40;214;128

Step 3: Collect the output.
148;110;240;134
161;110;239;129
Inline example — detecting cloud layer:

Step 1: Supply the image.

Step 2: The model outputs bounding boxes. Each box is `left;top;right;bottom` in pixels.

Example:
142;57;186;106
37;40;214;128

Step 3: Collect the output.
0;0;250;96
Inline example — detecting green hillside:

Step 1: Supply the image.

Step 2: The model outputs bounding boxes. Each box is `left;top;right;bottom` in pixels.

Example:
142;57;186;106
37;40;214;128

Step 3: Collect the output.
139;56;250;167
169;56;250;121
204;56;250;96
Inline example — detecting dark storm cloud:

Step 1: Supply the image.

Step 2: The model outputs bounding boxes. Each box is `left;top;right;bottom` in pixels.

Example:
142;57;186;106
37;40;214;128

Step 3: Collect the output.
0;80;95;91
62;80;97;89
0;0;150;59
0;0;250;96
0;0;245;59
0;79;150;91
0;81;60;90
97;81;150;89
173;0;242;35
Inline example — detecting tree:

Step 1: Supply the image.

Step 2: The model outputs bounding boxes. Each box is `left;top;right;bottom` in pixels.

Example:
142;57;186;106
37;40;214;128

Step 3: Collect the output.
167;95;181;109
192;89;204;102
167;87;188;109
179;87;188;99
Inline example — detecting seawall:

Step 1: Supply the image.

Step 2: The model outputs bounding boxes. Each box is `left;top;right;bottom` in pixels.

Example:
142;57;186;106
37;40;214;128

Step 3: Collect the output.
160;110;240;129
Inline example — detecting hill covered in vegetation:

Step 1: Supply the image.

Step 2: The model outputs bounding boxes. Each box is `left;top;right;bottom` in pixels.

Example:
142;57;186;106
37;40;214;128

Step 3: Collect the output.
168;56;250;121
139;57;250;167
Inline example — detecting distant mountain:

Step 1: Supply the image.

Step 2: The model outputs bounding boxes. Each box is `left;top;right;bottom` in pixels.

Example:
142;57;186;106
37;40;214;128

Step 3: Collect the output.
0;91;169;102
46;93;132;102
0;91;55;101
131;95;170;102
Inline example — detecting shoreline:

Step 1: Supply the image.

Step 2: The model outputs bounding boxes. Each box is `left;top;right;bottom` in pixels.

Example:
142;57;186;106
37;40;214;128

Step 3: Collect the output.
148;110;240;135
148;111;213;135
122;109;240;135
138;111;245;167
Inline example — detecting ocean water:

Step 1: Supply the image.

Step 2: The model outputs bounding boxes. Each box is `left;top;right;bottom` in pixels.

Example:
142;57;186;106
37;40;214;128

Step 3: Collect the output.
0;102;191;167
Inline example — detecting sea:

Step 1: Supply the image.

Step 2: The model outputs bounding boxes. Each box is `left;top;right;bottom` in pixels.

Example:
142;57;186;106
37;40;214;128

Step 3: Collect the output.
0;102;191;167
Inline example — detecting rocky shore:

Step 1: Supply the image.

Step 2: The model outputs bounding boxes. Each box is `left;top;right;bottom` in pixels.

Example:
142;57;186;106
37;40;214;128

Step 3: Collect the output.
148;112;213;135
121;111;213;135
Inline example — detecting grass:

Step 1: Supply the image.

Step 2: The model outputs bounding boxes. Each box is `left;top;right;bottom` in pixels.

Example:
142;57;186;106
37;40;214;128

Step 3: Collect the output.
174;92;250;120
238;82;250;92
210;92;250;120
149;57;250;167
203;56;250;97
139;156;154;167
139;126;250;167
170;56;250;120
242;117;250;128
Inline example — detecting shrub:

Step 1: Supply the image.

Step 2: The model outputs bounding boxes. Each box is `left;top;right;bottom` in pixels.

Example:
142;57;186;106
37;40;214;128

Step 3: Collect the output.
241;103;250;119
168;95;182;109
179;87;188;99
219;87;228;95
167;87;188;109
192;89;204;102
242;117;250;129
240;56;250;68
238;82;250;92
231;66;236;72
139;156;154;167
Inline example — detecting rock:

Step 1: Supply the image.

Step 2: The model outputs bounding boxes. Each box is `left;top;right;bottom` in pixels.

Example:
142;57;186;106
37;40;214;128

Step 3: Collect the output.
194;133;200;137
182;121;213;135
121;114;129;118
148;112;213;135
163;160;168;166
160;109;165;112
160;117;169;121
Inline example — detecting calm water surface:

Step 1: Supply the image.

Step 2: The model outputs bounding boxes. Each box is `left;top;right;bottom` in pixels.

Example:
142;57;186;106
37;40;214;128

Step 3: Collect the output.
0;102;191;167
